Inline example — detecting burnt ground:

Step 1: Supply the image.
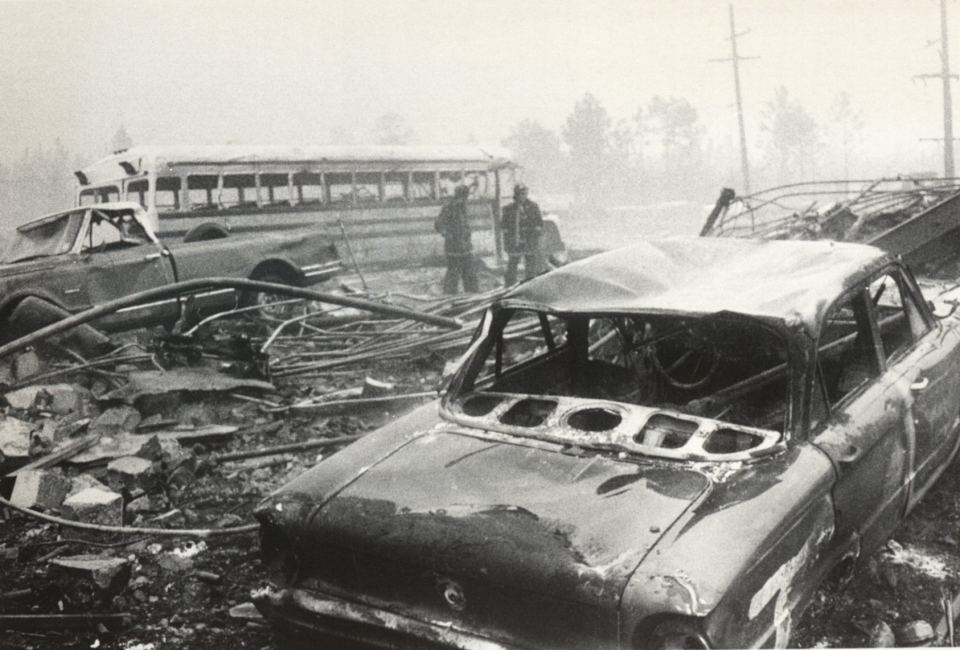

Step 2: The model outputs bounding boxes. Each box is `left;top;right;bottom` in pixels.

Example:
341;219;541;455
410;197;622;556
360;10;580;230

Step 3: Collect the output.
1;265;960;649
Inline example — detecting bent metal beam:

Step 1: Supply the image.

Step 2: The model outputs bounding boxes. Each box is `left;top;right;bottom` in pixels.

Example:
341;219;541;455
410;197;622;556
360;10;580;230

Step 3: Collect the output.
0;278;462;359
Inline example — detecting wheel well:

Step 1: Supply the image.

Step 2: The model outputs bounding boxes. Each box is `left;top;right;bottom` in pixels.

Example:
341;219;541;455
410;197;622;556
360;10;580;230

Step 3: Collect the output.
251;260;302;286
183;223;230;243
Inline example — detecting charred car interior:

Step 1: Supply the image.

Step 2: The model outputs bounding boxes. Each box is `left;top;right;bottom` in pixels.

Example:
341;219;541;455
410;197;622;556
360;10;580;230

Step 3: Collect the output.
446;308;790;458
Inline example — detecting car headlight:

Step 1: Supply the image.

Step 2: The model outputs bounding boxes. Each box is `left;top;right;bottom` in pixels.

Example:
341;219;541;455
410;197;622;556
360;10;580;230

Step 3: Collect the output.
633;616;711;650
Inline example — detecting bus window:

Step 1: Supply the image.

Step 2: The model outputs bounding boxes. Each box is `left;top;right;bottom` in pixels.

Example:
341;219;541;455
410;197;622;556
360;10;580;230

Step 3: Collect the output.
293;172;323;204
327;173;353;204
156;176;181;212
187;175;218;211
126;180;148;208
384;172;407;202
79;186;120;205
410;172;436;201
463;171;490;198
439;171;463;198
222;174;256;208
261;173;291;206
355;172;380;203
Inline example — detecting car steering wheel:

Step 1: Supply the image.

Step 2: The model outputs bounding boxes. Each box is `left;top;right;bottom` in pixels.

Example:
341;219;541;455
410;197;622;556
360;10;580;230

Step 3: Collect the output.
649;324;720;389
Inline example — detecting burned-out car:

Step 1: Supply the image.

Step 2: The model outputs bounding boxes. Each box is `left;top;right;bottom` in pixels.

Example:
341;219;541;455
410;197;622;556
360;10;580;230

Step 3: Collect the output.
254;237;960;649
0;202;341;345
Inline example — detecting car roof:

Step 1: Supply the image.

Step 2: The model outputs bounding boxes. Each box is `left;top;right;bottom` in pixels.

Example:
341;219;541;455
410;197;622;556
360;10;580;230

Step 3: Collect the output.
500;237;892;338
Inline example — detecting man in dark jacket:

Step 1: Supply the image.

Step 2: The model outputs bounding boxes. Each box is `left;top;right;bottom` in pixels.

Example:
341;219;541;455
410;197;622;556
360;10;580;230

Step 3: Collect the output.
501;183;544;286
435;184;478;294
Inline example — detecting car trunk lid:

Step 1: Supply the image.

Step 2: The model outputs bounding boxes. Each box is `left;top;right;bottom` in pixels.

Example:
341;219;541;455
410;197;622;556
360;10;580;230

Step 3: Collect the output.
302;430;709;647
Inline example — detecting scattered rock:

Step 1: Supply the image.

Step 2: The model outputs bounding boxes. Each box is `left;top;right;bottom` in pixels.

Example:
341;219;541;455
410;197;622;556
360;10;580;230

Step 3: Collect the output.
157;554;194;573
60;486;124;538
0;545;19;565
51;555;131;606
4;384;91;415
12;350;43;381
896;620;936;647
229;602;266;622
362;376;396;398
67;474;110;499
9;468;72;510
868;620;896;647
90;406;142;437
106;456;159;492
0;416;33;469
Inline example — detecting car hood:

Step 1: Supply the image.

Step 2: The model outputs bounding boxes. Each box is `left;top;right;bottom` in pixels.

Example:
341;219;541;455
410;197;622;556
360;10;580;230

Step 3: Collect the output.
305;429;709;609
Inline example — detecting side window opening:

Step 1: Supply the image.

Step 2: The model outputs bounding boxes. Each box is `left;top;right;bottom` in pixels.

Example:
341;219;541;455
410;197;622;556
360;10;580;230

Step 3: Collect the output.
817;289;881;410
221;174;256;208
355;172;381;203
871;271;931;361
79;186;120;206
126;179;148;208
411;171;437;201
326;172;353;203
155;176;181;212
261;173;292;206
293;172;323;204
384;172;408;202
187;175;218;211
439;171;463;198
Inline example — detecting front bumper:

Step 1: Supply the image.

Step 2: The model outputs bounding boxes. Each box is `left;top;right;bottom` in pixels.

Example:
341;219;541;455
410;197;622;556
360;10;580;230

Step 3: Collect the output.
253;586;523;650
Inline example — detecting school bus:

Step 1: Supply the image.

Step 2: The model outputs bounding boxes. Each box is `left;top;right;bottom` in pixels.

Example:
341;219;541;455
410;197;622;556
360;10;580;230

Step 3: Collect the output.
74;145;516;268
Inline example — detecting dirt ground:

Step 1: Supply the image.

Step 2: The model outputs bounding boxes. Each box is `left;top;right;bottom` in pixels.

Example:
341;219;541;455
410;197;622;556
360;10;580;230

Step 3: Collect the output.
2;265;960;649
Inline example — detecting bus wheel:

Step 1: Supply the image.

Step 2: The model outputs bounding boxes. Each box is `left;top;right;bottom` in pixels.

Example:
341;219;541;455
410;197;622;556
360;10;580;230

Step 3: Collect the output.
243;273;301;319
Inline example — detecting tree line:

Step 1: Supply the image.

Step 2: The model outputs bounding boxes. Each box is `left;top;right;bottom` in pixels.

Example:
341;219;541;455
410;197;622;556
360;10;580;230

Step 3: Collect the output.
0;89;867;228
503;88;867;213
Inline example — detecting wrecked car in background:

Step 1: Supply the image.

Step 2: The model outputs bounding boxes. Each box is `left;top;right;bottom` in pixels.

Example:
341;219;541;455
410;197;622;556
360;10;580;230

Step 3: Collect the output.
0;202;341;346
253;237;960;649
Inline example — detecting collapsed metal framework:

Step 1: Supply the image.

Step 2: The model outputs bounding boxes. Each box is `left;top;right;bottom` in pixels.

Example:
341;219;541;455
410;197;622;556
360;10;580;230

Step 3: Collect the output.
701;177;960;270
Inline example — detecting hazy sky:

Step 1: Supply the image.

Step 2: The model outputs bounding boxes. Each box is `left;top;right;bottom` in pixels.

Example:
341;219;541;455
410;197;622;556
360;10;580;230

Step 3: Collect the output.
0;0;952;174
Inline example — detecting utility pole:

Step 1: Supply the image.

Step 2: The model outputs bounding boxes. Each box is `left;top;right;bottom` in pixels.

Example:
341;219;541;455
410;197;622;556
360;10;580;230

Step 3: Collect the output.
711;4;757;194
917;0;957;178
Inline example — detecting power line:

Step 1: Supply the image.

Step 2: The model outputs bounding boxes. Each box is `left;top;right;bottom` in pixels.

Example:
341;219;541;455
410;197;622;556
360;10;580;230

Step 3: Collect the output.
710;4;758;195
915;0;957;178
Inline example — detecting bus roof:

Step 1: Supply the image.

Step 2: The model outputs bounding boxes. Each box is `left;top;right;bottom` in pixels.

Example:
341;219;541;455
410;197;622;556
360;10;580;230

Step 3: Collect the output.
76;144;514;186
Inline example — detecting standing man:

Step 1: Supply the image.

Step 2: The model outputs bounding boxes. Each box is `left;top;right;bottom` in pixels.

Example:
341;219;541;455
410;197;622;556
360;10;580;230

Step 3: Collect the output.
435;184;478;294
501;183;544;286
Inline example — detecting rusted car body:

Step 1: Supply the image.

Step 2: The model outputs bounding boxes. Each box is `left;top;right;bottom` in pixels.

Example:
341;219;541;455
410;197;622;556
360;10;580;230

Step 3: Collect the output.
254;237;960;649
0;202;340;339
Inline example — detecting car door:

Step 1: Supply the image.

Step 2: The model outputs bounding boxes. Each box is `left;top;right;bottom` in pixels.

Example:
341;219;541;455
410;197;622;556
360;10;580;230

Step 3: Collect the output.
811;286;912;556
871;268;960;510
79;210;178;329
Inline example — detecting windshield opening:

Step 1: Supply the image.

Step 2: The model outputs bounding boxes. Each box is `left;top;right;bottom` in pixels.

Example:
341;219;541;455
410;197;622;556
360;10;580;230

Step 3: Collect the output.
1;210;85;263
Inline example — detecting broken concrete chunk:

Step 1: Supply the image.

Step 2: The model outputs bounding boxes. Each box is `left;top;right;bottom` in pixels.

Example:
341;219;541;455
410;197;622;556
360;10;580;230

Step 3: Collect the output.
896;620;935;646
61;487;123;535
0;546;19;565
135;436;189;465
106;456;159;493
9;468;72;511
50;555;131;605
0;416;33;468
67;474;110;499
68;434;148;466
89;406;142;437
4;384;92;415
